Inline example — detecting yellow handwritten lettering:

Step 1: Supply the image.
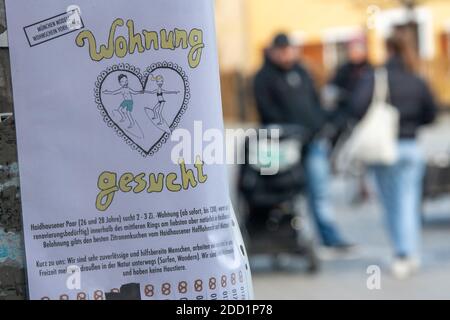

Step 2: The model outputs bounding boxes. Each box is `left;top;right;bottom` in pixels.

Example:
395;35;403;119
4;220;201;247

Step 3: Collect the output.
76;19;205;68
147;173;164;193
95;160;208;211
188;29;204;68
160;29;175;50
166;173;182;192
119;173;134;192
133;173;147;193
96;172;119;211
142;30;159;50
195;156;208;183
180;160;198;190
175;28;188;49
127;20;145;54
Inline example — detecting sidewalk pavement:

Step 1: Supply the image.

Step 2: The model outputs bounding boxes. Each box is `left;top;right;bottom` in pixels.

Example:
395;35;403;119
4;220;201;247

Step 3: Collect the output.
251;196;450;299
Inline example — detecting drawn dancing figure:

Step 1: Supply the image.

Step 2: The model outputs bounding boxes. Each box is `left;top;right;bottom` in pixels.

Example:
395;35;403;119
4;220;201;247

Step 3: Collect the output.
103;74;144;129
144;75;179;125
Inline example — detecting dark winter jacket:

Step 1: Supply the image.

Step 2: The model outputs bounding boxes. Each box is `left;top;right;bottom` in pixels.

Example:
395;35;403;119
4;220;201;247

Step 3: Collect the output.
350;56;438;139
253;56;327;136
329;60;372;139
331;61;372;119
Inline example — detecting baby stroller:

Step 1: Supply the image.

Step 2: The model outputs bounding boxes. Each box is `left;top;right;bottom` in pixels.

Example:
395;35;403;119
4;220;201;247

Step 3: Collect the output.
423;152;450;199
238;124;320;272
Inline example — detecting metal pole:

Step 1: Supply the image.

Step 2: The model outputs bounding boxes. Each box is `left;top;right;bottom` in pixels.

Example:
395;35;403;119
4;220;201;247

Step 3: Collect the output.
0;0;26;300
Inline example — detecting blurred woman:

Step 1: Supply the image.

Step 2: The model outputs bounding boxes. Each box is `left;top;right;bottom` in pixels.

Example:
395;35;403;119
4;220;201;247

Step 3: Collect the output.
350;29;438;278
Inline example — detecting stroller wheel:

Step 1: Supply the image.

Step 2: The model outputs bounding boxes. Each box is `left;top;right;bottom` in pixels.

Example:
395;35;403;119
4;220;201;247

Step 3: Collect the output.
305;245;320;274
270;254;284;271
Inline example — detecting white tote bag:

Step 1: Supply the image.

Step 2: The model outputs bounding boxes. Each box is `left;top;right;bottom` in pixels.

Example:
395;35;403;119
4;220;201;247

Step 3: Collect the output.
337;68;399;169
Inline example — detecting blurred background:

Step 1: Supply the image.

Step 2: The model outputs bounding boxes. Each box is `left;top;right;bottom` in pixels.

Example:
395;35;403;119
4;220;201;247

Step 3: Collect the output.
216;0;450;121
214;0;450;299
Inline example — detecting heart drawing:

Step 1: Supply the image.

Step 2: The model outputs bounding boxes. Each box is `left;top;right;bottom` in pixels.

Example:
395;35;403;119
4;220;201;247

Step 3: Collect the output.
94;62;190;157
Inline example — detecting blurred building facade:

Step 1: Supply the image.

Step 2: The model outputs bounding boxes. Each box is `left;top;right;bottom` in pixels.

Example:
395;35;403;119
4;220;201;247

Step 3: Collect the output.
216;0;450;122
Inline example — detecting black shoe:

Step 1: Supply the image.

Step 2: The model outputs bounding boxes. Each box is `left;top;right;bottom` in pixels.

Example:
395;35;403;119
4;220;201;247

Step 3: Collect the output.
325;242;357;252
319;242;361;260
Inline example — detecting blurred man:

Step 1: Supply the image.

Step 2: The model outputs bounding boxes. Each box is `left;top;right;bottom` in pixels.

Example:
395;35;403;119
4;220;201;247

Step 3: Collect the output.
326;36;372;131
254;33;353;250
324;36;373;203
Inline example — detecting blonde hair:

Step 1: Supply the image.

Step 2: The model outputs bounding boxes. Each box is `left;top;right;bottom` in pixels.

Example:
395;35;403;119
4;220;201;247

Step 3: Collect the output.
151;75;164;81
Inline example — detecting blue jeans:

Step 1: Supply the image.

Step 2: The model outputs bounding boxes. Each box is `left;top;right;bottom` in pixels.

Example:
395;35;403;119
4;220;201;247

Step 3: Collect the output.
304;140;347;246
371;140;425;258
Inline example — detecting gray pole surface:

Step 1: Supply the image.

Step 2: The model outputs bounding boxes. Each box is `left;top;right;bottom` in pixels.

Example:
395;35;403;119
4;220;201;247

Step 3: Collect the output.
0;0;26;300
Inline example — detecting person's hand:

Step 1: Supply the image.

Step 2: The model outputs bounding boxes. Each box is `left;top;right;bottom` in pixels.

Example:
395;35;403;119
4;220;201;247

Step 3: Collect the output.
321;85;340;111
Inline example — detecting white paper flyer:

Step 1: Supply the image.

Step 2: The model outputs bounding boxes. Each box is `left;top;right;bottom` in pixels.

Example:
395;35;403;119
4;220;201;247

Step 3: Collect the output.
5;0;253;300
